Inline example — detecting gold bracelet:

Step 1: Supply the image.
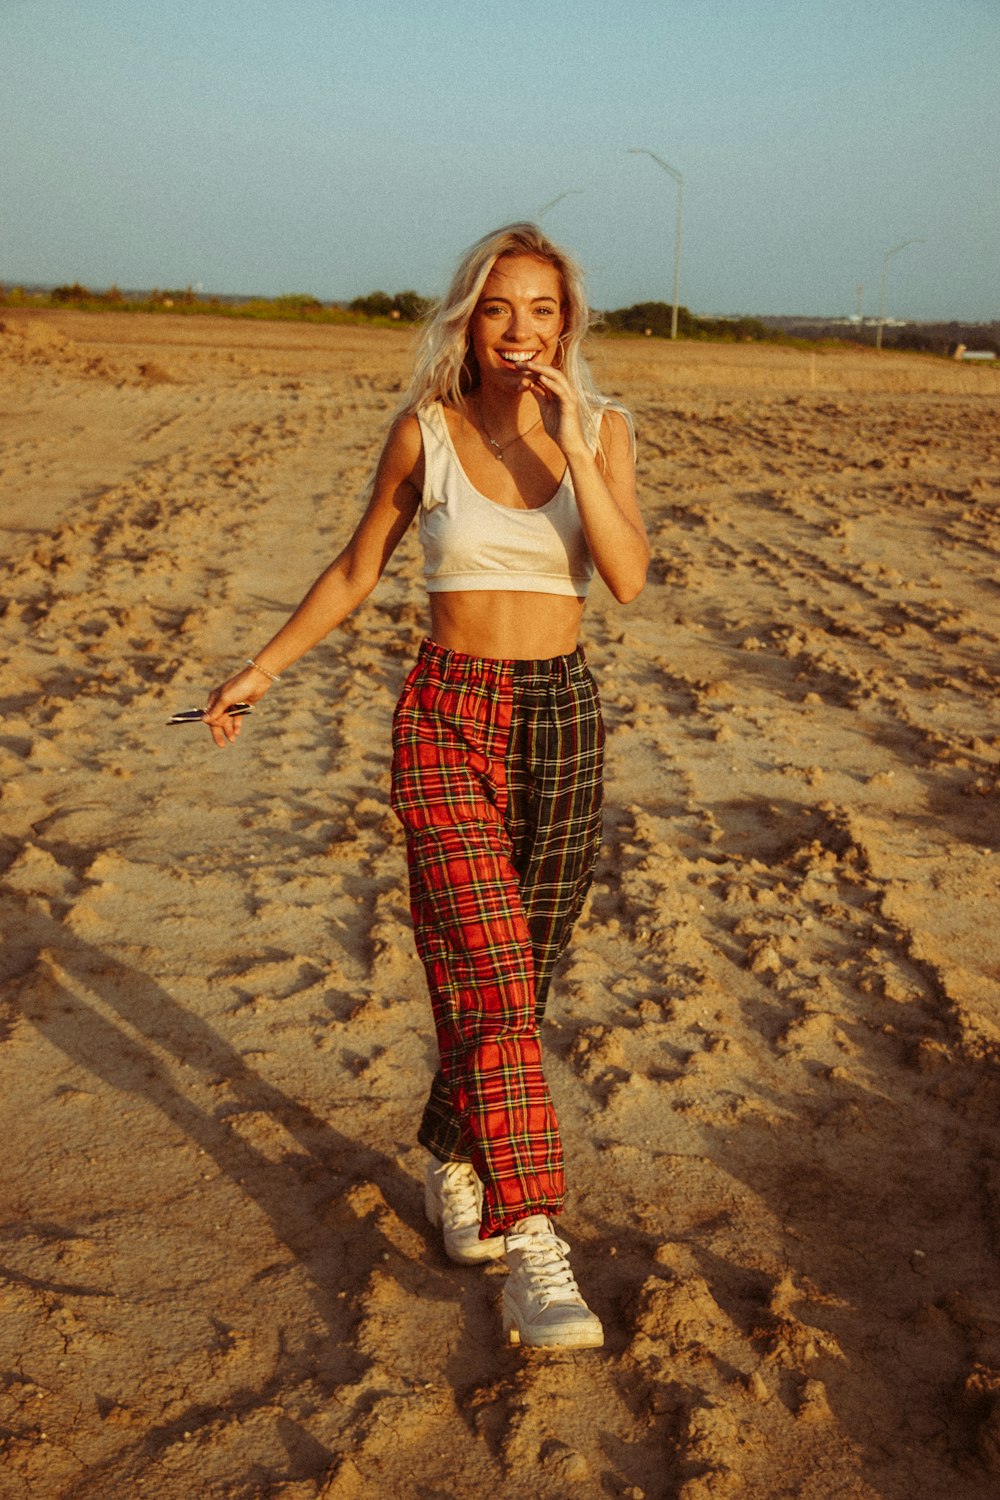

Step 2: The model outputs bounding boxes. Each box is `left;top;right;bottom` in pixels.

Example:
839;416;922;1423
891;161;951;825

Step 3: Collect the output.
245;657;280;682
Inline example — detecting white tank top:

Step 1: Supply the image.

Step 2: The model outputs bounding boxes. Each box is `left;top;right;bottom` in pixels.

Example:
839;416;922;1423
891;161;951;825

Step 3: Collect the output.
415;401;595;598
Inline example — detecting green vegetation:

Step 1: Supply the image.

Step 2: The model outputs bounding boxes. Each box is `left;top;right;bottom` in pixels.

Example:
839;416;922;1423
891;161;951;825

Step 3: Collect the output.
598;302;999;356
0;281;433;326
0;284;793;342
600;301;779;343
2;282;993;357
348;289;434;321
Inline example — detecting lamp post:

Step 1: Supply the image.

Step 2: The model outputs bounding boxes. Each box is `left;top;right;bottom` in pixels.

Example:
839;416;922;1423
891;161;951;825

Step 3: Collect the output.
537;190;583;219
628;148;684;339
875;238;925;350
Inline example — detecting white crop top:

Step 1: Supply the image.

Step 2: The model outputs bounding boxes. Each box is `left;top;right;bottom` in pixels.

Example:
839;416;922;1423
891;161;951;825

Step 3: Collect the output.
415;401;595;597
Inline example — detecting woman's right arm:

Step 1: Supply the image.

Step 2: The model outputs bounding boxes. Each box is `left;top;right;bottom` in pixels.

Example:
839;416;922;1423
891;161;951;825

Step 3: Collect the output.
202;415;423;746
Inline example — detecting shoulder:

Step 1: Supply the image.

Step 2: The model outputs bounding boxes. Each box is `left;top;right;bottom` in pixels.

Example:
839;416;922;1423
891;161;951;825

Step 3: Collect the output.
379;411;424;481
387;411;425;458
599;404;634;447
597;404;636;470
371;411;425;498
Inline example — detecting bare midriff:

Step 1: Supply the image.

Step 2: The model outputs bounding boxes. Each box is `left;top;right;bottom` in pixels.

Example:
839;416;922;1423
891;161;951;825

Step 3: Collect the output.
429;590;585;661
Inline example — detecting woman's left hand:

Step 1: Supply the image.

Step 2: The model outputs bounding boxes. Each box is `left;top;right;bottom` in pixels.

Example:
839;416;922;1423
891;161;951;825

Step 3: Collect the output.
520;362;589;457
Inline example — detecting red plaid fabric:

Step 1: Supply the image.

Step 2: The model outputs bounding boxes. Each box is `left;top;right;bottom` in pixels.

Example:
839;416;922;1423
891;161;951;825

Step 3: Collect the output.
390;638;603;1236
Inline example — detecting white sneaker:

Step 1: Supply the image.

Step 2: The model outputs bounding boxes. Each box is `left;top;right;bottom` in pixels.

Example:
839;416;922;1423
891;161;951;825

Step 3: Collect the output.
502;1215;604;1349
424;1158;506;1265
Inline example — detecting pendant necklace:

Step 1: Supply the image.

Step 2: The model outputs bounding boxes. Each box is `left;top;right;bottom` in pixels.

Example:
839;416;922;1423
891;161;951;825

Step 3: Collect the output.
478;404;542;462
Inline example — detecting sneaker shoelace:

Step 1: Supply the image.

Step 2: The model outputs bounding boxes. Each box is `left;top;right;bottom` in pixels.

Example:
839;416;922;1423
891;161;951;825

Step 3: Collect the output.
437;1163;481;1227
507;1231;583;1308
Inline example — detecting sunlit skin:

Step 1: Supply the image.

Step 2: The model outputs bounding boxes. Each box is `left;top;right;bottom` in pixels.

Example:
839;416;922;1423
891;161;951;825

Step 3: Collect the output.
202;252;648;746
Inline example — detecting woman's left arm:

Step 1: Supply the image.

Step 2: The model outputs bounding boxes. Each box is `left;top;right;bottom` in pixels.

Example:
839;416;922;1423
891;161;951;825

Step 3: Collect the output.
531;368;648;603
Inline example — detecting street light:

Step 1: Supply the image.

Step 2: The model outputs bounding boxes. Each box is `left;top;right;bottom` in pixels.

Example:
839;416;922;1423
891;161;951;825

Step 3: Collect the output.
537;190;583;219
875;238;925;350
628;148;684;339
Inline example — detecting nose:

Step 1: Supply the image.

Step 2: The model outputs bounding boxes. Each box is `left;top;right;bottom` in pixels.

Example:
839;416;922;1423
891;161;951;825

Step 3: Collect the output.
507;305;534;342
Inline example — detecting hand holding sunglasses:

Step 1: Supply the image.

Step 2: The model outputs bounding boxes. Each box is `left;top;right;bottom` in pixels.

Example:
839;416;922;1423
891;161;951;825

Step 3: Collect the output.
167;703;253;725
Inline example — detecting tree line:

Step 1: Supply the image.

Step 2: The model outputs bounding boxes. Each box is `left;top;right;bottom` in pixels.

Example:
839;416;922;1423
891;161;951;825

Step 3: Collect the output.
4;283;994;355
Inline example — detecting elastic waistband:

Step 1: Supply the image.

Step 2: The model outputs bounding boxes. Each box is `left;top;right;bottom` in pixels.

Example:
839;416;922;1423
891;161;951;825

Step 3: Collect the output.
416;636;588;684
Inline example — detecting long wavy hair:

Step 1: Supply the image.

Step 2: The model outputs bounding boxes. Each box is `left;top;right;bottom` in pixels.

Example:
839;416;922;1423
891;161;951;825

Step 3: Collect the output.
396;222;623;454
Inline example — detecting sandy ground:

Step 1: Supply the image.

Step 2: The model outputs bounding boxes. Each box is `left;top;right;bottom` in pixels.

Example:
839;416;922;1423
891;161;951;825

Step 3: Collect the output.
2;308;999;1500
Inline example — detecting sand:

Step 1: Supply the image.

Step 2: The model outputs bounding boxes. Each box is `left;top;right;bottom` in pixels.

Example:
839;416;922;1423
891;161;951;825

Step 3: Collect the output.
1;306;999;1500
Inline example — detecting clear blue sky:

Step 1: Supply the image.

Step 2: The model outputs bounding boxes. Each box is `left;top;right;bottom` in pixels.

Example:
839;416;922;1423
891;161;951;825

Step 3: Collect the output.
2;0;997;321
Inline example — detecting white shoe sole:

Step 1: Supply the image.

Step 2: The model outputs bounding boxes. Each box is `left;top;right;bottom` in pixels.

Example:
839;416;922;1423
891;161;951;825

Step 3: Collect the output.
502;1301;605;1350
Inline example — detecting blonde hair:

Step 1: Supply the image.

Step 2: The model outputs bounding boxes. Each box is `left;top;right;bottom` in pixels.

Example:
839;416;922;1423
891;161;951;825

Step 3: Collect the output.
396;222;623;454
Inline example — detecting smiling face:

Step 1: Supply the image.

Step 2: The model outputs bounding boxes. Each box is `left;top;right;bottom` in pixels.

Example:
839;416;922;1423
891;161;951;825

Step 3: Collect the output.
468;253;565;388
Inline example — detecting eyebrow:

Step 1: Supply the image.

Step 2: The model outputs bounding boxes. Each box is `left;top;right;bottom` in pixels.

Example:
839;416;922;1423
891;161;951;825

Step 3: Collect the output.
478;293;560;305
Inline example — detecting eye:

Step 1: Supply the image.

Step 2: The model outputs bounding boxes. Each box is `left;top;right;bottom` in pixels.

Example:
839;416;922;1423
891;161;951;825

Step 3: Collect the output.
481;302;507;316
534;305;558;318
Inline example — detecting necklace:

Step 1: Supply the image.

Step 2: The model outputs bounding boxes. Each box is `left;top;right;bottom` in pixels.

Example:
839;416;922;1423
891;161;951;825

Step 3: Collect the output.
477;404;542;461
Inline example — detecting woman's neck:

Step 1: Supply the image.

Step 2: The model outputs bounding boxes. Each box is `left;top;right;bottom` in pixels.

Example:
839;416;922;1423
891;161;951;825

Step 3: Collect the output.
468;384;539;440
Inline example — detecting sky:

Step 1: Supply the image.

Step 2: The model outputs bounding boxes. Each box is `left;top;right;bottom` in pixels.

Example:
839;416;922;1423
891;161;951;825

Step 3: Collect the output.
2;0;998;322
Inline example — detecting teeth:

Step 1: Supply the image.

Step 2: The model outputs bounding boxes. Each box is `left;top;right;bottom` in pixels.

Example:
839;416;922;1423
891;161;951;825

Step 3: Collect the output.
501;352;536;363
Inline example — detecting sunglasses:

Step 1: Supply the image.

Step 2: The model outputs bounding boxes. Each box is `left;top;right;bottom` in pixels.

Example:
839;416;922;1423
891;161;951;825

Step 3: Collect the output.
167;703;253;725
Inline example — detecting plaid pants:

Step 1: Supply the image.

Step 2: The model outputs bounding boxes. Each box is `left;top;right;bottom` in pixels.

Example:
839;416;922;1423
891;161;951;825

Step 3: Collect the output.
390;637;604;1236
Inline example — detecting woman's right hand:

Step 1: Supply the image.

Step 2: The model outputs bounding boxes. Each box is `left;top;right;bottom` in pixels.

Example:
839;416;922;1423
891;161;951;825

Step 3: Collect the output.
202;664;274;747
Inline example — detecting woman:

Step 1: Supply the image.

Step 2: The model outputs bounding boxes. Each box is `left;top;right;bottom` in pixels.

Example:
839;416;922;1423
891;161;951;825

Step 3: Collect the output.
204;223;648;1349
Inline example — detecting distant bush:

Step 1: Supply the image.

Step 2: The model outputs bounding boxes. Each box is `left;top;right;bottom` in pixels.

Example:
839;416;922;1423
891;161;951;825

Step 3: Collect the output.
349;289;433;322
51;282;93;304
350;291;395;318
228;293;349;322
601;301;691;337
391;289;434;322
271;294;324;315
47;283;130;308
601;301;778;343
697;314;776;342
158;287;200;308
